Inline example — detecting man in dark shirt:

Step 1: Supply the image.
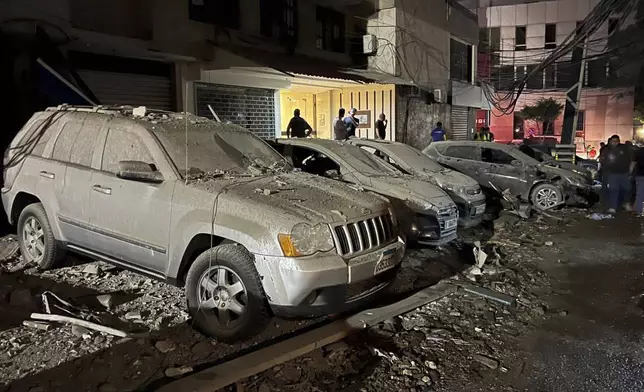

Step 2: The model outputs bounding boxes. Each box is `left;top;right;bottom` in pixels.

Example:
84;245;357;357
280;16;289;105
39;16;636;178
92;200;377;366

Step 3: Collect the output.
600;135;633;213
344;108;359;138
375;113;387;140
286;109;313;138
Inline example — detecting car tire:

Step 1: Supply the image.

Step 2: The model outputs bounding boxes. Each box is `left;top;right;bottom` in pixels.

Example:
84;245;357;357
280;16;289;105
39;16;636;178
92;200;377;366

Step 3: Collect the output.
530;183;563;210
185;244;269;343
17;203;65;270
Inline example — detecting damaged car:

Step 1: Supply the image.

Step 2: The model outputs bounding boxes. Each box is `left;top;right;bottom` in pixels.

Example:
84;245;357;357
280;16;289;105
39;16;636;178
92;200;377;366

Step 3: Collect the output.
3;106;406;342
346;139;486;228
267;138;459;246
423;141;593;210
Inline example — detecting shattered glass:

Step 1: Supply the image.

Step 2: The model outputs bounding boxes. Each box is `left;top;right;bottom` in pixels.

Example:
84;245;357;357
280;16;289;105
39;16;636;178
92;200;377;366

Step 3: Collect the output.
152;120;291;177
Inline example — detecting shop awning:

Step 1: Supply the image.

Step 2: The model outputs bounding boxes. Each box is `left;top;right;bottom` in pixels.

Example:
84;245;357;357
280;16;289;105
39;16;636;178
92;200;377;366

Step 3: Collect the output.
216;45;375;84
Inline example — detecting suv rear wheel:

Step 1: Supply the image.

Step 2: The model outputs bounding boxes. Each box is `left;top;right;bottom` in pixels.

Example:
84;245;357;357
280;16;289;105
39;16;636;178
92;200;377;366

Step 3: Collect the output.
17;203;65;270
185;244;269;342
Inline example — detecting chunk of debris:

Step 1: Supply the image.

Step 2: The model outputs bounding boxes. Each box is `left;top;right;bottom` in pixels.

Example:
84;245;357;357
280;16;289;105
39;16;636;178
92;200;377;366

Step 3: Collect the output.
124;311;142;321
0;241;20;261
82;264;102;275
96;294;113;309
22;320;50;331
71;325;91;339
190;341;213;357
325;341;349;353
331;210;348;221
165;366;193;378
132;106;147;117
255;188;278;196
472;353;499;370
275;180;288;187
155;340;176;353
544;241;554;246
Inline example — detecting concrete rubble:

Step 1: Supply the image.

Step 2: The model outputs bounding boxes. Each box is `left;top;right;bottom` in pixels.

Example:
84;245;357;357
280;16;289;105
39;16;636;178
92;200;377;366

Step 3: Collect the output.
0;207;638;391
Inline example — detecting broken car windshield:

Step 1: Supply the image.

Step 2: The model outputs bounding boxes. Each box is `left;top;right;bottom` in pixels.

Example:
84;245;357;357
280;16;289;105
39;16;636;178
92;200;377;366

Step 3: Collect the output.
382;144;444;172
153;122;290;176
336;143;399;175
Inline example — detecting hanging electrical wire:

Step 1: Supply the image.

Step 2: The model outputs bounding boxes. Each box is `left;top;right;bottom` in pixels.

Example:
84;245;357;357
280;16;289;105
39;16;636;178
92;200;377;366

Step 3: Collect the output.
482;0;638;115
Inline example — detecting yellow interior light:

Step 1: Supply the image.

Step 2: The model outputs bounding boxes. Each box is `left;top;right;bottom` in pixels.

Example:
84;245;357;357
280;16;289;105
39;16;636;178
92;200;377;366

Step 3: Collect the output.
278;234;300;257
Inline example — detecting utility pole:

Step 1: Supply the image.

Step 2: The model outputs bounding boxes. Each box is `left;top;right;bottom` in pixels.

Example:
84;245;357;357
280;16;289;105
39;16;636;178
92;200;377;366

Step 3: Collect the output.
560;37;589;146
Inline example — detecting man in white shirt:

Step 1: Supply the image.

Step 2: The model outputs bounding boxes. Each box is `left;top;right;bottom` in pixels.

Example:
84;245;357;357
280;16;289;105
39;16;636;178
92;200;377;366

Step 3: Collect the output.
333;108;348;140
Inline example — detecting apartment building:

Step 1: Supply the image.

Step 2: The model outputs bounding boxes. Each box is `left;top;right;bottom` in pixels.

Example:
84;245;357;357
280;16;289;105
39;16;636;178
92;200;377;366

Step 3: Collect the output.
460;0;634;155
1;0;482;147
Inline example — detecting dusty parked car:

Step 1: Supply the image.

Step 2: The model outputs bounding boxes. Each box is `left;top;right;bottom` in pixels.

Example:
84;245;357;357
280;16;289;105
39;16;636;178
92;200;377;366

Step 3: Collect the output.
346;139;486;228
518;144;599;183
423;141;592;210
2;105;405;342
267;138;459;246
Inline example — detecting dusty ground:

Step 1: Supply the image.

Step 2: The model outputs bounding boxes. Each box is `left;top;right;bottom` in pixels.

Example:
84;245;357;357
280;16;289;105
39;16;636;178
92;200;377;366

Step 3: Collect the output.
1;208;643;392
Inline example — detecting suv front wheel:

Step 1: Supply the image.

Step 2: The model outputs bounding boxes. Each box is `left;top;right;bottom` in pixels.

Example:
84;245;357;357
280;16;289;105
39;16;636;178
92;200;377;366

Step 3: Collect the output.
17;203;65;270
185;244;269;342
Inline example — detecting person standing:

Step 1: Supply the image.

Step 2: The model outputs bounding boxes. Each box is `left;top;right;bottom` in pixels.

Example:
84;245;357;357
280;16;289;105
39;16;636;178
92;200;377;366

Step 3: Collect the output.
474;126;494;141
375;113;387;140
600;135;634;214
333;108;347;140
286;109;313;138
431;122;447;142
344;108;359;138
633;144;644;215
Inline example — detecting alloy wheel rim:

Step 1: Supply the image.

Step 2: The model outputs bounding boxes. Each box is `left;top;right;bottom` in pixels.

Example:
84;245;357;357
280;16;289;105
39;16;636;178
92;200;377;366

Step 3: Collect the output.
198;266;248;326
23;217;45;263
536;188;559;208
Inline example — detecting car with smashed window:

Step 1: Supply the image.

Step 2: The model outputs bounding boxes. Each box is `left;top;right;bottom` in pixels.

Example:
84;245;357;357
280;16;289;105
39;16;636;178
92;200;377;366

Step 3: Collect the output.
518;143;599;184
346;139;486;228
267;138;459;246
423;141;592;210
2;105;405;342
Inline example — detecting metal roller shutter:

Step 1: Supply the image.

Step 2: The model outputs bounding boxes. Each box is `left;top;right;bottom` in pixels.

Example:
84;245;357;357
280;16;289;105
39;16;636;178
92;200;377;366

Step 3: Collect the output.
77;70;173;111
451;105;469;140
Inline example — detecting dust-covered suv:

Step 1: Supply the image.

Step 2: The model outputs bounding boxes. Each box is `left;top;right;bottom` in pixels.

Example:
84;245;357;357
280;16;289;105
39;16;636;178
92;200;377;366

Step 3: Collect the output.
2;105;405;342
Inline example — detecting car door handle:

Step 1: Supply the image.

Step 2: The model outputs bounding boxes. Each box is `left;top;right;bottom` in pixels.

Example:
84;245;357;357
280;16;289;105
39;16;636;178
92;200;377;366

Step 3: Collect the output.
39;171;55;179
92;185;112;195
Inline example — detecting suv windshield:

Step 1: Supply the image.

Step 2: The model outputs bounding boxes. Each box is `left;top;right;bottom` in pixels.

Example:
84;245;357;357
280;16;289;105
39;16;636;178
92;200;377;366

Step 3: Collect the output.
153;120;290;176
383;143;444;172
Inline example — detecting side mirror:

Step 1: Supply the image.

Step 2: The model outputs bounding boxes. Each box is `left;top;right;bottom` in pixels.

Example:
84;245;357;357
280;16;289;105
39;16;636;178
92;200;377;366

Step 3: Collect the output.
117;161;164;183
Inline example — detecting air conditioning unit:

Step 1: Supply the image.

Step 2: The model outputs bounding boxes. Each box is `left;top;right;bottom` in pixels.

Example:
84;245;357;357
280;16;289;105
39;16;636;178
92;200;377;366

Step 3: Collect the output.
362;34;378;55
433;89;443;103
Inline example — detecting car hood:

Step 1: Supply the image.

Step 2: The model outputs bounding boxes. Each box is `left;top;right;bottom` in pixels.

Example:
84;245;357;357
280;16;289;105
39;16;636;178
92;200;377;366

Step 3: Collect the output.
189;172;389;225
368;175;455;209
537;163;590;184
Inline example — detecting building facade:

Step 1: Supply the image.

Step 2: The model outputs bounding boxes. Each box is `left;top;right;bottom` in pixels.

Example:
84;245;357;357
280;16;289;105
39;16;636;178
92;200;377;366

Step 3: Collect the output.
1;0;483;149
461;0;634;155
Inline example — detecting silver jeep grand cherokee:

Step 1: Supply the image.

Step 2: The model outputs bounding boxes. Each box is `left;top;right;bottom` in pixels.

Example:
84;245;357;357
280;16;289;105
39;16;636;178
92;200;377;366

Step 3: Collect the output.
2;106;405;342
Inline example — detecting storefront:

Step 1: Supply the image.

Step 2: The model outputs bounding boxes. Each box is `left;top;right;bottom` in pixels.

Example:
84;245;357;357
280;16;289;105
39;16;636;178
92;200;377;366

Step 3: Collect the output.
69;51;175;111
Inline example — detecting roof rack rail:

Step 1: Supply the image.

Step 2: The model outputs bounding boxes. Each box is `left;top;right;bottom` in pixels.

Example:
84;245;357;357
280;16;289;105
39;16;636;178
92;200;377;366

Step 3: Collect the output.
45;104;174;114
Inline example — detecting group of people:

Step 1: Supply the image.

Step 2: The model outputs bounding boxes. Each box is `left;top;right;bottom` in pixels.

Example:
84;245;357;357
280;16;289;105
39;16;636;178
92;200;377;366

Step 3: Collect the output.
598;135;644;215
285;107;390;141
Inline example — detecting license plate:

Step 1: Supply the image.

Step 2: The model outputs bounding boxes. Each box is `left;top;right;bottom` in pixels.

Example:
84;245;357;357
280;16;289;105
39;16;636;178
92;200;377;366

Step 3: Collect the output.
474;204;486;215
445;218;457;230
374;248;398;274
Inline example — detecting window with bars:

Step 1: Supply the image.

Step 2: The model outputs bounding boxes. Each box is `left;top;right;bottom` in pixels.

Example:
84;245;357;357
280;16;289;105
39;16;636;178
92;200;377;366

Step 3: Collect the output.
260;0;298;46
189;0;240;29
576;111;585;131
545;24;556;49
316;6;345;53
515;26;526;51
544;64;556;88
450;38;473;82
526;64;543;89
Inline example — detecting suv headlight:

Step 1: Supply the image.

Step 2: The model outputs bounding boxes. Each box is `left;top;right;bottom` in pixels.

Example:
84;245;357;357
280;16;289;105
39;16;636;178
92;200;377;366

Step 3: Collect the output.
443;183;466;195
278;223;334;257
406;199;434;211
